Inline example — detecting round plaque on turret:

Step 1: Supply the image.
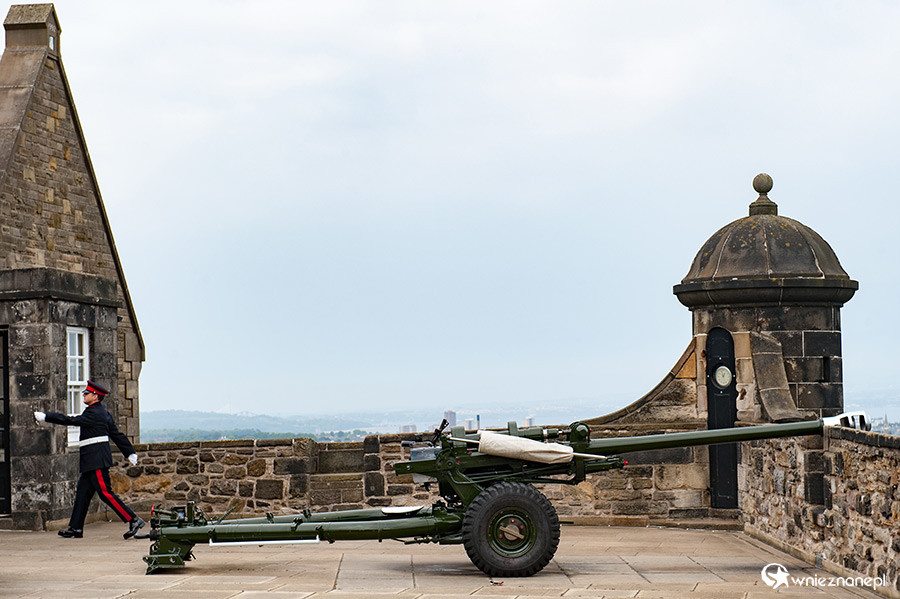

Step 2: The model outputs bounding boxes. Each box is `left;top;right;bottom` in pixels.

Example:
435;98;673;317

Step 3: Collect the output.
711;365;733;389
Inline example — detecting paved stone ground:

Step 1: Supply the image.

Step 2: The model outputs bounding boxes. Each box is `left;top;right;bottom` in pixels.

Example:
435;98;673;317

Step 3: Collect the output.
0;522;884;598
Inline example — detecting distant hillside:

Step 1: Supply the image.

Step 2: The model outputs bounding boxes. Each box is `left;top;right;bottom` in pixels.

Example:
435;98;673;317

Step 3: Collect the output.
141;428;307;443
140;410;376;435
140;392;900;438
139;401;618;437
140;427;373;443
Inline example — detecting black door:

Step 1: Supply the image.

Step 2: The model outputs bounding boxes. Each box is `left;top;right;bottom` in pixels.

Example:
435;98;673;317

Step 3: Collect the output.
0;330;9;515
706;327;738;509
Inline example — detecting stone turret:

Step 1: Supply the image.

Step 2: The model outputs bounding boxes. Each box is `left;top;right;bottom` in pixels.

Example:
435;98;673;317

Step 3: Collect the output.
674;174;857;421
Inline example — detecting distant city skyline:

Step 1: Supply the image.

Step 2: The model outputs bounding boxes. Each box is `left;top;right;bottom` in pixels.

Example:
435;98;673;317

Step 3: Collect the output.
141;388;900;437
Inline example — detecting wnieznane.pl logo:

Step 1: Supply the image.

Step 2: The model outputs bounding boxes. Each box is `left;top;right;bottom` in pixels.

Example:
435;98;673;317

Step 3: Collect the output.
761;563;886;591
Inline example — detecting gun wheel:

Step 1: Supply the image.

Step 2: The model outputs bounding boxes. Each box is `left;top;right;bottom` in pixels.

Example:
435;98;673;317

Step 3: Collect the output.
462;481;560;577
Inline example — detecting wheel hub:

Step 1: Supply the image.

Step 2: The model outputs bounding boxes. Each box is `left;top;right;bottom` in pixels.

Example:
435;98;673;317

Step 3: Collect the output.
489;511;535;557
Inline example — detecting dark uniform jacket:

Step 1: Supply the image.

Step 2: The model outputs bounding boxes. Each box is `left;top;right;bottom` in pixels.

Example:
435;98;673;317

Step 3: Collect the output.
45;402;135;473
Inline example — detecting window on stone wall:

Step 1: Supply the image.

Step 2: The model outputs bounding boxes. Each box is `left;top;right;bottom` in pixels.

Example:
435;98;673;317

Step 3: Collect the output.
66;327;90;446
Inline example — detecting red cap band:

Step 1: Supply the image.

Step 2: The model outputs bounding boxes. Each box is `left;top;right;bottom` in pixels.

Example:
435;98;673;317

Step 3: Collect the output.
84;380;109;397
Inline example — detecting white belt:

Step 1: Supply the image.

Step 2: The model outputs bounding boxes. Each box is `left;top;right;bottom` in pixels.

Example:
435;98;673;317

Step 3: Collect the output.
72;435;109;448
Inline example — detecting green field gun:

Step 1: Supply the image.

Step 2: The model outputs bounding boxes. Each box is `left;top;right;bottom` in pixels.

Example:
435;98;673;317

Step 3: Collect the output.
141;417;827;577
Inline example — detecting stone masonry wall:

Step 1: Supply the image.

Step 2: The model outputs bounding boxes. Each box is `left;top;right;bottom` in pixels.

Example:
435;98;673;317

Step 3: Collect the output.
742;428;900;597
0;270;120;530
0;59;115;276
111;435;440;518
693;306;845;419
547;444;714;525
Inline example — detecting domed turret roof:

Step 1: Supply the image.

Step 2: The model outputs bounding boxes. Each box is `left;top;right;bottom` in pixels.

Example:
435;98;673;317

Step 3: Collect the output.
674;174;858;308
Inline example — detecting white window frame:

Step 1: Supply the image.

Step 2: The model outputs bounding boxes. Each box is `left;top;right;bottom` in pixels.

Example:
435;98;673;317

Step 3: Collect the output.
66;327;89;446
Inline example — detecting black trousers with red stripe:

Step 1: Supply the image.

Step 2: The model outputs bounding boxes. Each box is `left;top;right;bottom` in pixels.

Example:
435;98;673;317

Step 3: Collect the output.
69;468;136;529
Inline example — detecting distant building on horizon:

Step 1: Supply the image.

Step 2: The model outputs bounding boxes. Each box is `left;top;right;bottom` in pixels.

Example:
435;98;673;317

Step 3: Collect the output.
399;424;417;434
522;416;535;427
443;410;456;427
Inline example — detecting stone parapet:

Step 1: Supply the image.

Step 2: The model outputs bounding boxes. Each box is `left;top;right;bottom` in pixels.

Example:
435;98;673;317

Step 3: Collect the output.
741;428;900;597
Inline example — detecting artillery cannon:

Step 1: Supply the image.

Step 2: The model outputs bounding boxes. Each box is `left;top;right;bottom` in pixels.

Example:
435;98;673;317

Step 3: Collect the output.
140;417;826;576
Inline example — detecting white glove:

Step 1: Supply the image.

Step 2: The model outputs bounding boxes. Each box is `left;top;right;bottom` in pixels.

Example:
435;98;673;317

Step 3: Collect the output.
34;411;46;422
128;453;138;466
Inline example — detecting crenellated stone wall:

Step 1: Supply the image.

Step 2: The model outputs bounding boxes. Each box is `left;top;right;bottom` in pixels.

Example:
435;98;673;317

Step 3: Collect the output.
742;428;900;597
547;445;722;526
108;435;440;518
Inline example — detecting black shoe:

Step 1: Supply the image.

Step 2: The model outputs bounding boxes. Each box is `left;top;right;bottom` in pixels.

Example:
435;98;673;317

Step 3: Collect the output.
124;516;145;539
58;527;83;538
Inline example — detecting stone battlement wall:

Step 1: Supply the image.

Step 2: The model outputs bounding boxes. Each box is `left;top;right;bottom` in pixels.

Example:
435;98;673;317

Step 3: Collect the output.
548;430;718;526
112;434;434;517
742;428;900;597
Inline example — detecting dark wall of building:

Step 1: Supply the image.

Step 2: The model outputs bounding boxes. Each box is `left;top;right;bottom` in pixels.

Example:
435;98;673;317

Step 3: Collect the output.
0;270;119;529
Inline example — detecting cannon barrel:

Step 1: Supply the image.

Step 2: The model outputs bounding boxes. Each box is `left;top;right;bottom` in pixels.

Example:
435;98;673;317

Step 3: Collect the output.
586;419;823;455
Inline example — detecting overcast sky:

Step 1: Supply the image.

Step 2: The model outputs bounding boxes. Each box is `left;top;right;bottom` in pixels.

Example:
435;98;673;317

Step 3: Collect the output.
40;1;900;419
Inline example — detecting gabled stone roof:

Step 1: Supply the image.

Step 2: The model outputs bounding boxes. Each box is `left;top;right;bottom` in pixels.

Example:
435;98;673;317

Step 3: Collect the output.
4;3;56;27
0;4;144;358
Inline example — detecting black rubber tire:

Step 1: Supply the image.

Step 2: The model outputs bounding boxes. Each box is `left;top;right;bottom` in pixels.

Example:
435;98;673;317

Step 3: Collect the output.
461;482;560;577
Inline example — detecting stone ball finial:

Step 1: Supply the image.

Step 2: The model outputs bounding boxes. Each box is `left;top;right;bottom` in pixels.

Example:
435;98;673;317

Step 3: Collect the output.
753;173;773;195
749;172;777;216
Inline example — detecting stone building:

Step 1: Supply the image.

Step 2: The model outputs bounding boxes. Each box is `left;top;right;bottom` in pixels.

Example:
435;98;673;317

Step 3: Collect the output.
0;5;144;529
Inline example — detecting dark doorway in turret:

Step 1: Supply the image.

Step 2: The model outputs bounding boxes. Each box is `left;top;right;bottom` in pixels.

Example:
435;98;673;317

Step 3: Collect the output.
0;330;9;516
706;327;738;509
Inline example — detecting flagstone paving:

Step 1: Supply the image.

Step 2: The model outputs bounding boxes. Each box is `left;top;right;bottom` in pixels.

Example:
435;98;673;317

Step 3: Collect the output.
0;521;885;598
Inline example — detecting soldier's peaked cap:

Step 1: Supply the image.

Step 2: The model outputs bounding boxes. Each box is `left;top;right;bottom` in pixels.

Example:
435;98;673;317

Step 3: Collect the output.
83;380;109;397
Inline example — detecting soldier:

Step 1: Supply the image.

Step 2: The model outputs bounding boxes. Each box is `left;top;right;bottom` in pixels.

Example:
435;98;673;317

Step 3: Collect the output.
34;380;146;539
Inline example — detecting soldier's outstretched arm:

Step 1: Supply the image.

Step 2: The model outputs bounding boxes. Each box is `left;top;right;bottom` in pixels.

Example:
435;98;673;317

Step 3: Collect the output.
42;408;101;427
42;411;79;426
107;412;137;458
